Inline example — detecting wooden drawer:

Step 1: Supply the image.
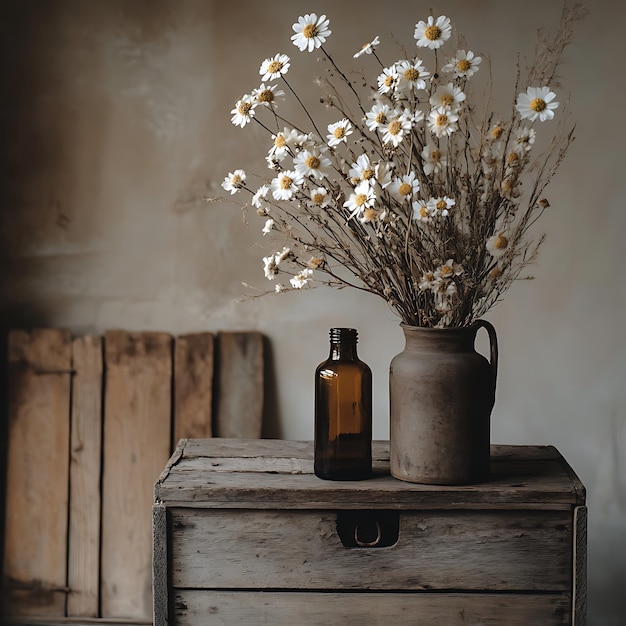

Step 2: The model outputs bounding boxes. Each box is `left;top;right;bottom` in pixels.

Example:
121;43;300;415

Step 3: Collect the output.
154;439;587;626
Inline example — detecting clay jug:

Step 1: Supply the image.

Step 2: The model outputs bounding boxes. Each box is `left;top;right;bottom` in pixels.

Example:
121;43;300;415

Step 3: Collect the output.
389;320;498;485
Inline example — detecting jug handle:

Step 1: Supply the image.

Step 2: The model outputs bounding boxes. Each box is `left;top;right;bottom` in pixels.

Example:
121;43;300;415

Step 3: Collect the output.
475;319;498;384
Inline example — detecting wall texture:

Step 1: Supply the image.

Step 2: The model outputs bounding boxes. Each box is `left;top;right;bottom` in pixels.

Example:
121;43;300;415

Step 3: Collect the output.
0;0;623;623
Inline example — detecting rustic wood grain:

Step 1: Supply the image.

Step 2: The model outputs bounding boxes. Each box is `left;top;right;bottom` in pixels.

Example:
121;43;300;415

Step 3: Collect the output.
214;332;263;438
172;590;571;626
154;440;585;510
573;505;588;625
170;507;571;592
152;504;169;626
67;336;103;618
173;333;214;446
101;331;172;620
3;328;72;617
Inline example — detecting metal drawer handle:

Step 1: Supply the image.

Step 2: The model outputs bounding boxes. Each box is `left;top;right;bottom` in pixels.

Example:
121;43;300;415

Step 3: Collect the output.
354;520;382;547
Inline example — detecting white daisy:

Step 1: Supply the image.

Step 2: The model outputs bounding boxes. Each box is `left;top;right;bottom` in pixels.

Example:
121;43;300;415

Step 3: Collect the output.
262;218;274;235
486;233;509;257
310;186;331;207
290;268;314;289
365;103;393;132
230;95;256;128
221;169;246;194
514;126;536;152
268;128;306;162
427;109;459;137
353;35;380;58
375;161;394;188
274;283;287;293
395;59;429;93
390;171;420;202
435;259;463;280
381;111;413;147
414;15;452;49
349;154;376;185
251;184;270;208
413;199;431;223
427;196;455;217
442;50;482;79
421;142;447;176
377;66;399;95
259;53;291;81
429;83;466;112
294;148;332;180
516;86;559;122
418;271;439;291
252;83;285;109
291;14;331;52
263;255;279;280
359;207;382;224
275;246;292;263
326;119;353;147
343;181;377;219
271;170;303;201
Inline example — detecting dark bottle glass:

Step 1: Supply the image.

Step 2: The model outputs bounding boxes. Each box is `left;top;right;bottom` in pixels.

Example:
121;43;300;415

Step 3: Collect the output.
314;328;372;480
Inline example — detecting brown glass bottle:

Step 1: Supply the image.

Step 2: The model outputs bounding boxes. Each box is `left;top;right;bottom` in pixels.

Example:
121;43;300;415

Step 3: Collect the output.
314;328;372;480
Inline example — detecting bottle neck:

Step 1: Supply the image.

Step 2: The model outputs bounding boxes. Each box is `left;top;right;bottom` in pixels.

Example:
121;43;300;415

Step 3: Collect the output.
328;328;359;360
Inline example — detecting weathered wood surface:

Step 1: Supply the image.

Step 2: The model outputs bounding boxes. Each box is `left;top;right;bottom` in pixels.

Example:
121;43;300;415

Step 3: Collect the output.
101;331;172;620
214;332;264;438
573;505;588;626
152;504;169;626
3;329;72;617
155;439;586;509
170;508;571;591
174;332;214;444
4;619;151;625
172;590;572;626
67;336;103;618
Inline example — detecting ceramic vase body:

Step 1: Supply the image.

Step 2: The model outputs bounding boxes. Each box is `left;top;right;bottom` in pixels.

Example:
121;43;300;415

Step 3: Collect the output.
389;321;498;485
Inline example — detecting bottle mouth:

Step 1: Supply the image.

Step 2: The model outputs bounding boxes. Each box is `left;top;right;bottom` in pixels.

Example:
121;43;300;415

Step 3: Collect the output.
330;328;358;342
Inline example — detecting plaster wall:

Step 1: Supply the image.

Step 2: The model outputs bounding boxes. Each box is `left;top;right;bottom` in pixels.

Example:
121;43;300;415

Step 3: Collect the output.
0;1;624;623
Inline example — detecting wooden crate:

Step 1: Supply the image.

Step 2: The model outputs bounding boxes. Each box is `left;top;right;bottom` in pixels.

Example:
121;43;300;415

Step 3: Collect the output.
1;329;265;624
154;439;587;626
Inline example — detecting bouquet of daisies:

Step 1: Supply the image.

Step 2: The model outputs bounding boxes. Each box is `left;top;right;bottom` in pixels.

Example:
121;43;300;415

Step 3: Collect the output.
222;8;585;327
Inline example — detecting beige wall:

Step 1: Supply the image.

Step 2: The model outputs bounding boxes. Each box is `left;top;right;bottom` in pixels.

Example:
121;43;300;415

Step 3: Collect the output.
0;0;624;622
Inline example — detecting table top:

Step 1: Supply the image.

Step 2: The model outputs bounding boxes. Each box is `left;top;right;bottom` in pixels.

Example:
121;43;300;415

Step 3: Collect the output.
154;439;585;510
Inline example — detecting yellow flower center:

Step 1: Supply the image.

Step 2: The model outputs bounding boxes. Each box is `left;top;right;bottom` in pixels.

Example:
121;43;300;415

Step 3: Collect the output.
491;125;504;139
375;112;387;124
430;149;441;161
440;264;452;277
305;155;321;169
384;75;395;87
530;98;546;112
274;135;287;148
303;24;319;39
280;176;293;190
489;267;502;279
440;94;454;107
363;208;378;221
436;199;447;211
312;192;325;204
388;120;403;135
493;234;508;249
456;59;471;72
403;68;420;81
360;42;370;50
237;101;252;115
333;127;346;139
424;25;442;41
232;175;242;186
420;206;428;217
257;89;274;103
507;152;520;165
355;193;368;207
362;168;375;180
267;61;283;74
399;182;412;196
436;114;449;127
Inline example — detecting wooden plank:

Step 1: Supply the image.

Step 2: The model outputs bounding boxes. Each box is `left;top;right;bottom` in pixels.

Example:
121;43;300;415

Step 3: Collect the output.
2;328;72;617
173;332;214;446
170;508;572;591
173;590;571;625
67;336;103;617
152;504;169;626
4;620;151;625
573;505;588;625
214;332;263;438
154;440;584;509
101;331;172;620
